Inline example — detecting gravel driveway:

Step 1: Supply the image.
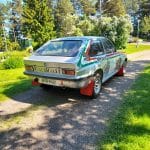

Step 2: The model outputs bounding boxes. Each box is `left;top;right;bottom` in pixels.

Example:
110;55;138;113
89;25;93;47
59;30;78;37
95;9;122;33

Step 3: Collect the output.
0;50;150;150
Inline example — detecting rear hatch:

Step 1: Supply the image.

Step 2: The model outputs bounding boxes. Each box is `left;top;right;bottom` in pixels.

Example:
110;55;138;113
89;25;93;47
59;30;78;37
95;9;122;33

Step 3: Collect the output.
24;55;77;78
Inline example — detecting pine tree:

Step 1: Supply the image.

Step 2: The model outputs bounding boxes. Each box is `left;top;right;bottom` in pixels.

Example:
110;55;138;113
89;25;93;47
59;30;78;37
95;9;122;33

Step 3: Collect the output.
123;0;139;14
54;0;75;37
9;0;23;42
70;0;82;14
139;0;150;17
103;0;126;17
79;0;96;16
23;0;55;47
0;3;7;51
140;16;150;34
0;3;5;38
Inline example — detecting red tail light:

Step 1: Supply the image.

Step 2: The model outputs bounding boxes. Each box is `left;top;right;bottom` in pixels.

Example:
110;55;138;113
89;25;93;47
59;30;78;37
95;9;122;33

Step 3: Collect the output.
25;65;33;71
62;69;75;75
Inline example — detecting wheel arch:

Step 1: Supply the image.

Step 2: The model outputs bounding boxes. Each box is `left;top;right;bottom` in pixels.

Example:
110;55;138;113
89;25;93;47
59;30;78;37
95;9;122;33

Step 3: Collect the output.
94;69;103;80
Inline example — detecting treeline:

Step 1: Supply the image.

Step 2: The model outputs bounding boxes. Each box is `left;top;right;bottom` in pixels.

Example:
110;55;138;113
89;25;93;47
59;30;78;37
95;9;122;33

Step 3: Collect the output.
0;0;149;51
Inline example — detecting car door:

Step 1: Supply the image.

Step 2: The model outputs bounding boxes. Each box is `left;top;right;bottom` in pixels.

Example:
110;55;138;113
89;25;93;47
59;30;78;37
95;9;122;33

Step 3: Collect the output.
102;38;119;77
88;40;107;81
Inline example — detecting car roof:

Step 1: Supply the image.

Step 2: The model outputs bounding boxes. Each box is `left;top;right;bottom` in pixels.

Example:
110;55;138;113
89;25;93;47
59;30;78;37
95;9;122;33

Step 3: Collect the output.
51;36;106;41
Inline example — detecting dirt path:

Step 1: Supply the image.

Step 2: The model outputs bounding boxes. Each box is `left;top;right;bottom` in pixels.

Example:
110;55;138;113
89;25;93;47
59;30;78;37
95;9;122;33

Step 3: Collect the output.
0;50;150;150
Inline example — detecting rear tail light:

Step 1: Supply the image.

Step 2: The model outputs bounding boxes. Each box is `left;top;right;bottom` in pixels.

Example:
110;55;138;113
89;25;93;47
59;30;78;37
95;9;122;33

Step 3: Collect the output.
25;65;33;71
62;69;75;75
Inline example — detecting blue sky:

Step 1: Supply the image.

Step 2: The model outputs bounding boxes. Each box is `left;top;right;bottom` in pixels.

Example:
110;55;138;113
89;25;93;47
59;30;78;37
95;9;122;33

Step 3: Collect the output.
0;0;9;4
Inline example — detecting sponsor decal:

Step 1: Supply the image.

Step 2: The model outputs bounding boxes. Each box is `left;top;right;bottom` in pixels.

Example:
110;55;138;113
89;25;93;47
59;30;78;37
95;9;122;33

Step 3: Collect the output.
31;65;61;74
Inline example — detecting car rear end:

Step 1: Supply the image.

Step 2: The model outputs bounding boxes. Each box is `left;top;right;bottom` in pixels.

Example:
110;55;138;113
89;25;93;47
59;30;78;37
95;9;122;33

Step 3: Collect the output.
24;38;91;88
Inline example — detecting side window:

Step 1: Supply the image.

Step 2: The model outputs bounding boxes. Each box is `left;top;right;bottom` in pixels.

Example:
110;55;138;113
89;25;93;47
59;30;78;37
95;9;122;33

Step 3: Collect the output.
103;38;115;54
89;42;100;57
98;40;104;54
89;40;104;57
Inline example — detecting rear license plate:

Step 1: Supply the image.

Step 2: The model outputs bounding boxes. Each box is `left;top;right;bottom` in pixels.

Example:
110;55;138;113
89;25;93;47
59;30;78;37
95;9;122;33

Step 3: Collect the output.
40;78;56;85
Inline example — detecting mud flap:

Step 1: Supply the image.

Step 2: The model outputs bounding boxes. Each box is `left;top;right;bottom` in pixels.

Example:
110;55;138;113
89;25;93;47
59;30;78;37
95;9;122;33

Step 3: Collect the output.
80;80;95;96
117;66;124;76
32;80;40;86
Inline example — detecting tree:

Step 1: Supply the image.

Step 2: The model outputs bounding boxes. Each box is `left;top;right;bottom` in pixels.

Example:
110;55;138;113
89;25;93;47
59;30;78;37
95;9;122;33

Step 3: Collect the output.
9;0;23;43
123;0;139;14
77;17;94;35
94;15;132;49
79;0;96;16
140;16;150;39
0;3;7;51
95;0;103;13
139;0;150;17
23;0;55;48
54;0;75;37
70;0;82;14
103;0;126;17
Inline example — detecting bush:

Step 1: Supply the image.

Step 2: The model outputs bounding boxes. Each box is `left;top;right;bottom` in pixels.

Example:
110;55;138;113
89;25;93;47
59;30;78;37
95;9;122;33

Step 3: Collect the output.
0;51;29;64
94;15;133;49
77;18;94;36
0;52;10;63
2;57;24;69
73;28;83;36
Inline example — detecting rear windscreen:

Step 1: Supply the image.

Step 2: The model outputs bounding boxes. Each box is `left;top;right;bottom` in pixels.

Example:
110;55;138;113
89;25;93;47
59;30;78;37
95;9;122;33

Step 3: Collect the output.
35;40;83;57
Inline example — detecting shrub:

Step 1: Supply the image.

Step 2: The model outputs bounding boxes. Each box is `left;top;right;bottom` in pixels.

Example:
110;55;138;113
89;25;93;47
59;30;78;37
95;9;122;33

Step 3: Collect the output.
77;18;95;36
73;28;83;36
10;51;29;57
2;56;24;69
94;15;133;49
0;52;10;63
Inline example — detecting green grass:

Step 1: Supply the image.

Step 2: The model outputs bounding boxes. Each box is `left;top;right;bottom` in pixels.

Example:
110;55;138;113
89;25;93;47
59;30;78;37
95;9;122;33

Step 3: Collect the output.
123;43;150;54
98;65;150;150
0;68;31;102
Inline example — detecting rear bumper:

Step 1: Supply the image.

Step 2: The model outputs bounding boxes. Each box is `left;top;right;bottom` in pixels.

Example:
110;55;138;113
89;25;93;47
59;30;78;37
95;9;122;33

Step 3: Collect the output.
24;71;92;88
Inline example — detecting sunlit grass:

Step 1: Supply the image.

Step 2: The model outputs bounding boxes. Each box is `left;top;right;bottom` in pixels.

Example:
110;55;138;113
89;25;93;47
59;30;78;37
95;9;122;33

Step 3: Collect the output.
124;43;150;54
0;68;31;102
98;65;150;150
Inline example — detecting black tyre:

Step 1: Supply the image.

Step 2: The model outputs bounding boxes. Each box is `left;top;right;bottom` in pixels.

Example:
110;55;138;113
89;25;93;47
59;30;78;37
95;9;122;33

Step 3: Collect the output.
40;84;49;90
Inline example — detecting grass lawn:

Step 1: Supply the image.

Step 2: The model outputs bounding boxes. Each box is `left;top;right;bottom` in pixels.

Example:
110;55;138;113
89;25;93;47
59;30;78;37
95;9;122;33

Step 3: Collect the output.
0;68;31;102
98;65;150;150
123;43;150;54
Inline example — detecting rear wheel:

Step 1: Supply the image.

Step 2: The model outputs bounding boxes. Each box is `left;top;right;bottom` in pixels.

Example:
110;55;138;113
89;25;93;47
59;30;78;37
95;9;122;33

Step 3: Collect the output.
92;73;102;98
80;73;102;98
